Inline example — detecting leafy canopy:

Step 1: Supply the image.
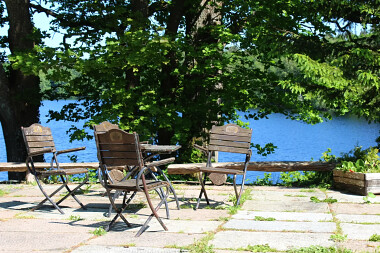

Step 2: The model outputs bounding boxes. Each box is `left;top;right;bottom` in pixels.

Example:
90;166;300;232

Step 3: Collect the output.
10;0;380;161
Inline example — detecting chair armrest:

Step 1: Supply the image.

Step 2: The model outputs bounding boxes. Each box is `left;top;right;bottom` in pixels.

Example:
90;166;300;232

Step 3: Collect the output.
56;146;86;155
135;166;150;191
194;144;208;155
28;148;54;157
145;157;175;168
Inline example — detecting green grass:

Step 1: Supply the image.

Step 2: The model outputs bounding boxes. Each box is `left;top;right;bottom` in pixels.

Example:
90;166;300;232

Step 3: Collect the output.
180;204;195;209
68;215;82;221
227;189;252;215
310;196;337;203
175;232;215;253
120;243;136;247
14;213;36;219
330;234;347;242
237;244;277;252
300;189;316;193
285;194;308;197
254;216;276;221
218;216;230;222
287;246;352;253
75;184;92;195
0;189;9;197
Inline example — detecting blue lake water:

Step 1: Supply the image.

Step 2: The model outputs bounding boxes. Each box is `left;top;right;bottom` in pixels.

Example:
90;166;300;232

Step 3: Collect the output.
1;100;379;183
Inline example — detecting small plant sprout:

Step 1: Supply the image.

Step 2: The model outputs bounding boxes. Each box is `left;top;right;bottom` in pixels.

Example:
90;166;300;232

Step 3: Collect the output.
330;234;347;242
369;233;380;242
310;196;337;203
0;189;9;197
68;215;82;221
244;244;276;252
90;226;107;236
363;192;376;204
254;216;276;221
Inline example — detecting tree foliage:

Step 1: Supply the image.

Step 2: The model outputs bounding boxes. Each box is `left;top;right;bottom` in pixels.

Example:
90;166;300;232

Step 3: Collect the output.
9;0;380;162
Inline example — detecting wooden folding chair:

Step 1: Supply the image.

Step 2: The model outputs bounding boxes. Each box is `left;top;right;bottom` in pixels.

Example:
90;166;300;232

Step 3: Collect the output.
94;121;180;218
194;123;252;209
96;128;174;236
21;123;89;214
93;121;126;217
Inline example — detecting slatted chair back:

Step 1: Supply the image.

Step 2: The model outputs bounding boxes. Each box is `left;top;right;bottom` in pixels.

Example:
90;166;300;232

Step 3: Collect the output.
22;123;56;155
94;121;119;133
94;122;120;160
97;129;144;170
208;124;252;154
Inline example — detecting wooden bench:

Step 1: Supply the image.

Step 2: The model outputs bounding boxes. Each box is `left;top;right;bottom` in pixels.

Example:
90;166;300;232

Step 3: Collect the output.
167;161;336;175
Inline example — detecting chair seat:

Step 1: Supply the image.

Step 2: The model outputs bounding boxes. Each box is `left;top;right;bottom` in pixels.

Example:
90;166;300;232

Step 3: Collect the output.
108;179;169;191
37;168;88;176
199;167;244;175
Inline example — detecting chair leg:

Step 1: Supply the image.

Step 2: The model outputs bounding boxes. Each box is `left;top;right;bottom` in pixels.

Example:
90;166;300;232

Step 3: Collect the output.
195;172;210;210
107;190;122;218
233;175;239;204
32;177;66;214
233;174;244;206
155;188;170;219
149;167;180;211
169;184;181;210
236;172;248;206
106;190;136;231
236;157;249;206
136;185;169;237
56;174;89;210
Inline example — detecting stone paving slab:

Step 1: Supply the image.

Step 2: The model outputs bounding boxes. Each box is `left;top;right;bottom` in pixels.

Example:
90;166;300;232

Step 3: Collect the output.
0;231;92;252
211;231;335;251
107;219;222;234
232;210;333;222
250;189;326;201
326;191;377;204
223;219;336;233
87;231;204;248
0;218;99;232
330;203;380;215
340;223;380;240
0;209;19;220
336;214;380;223
337;241;380;253
242;199;330;213
161;208;229;221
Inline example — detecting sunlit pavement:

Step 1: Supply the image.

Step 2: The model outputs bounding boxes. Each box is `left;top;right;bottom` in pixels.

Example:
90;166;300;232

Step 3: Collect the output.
0;183;379;252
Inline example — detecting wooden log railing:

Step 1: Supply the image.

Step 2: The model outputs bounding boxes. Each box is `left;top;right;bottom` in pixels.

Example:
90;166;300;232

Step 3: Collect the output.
0;162;99;172
1;161;335;175
167;161;336;175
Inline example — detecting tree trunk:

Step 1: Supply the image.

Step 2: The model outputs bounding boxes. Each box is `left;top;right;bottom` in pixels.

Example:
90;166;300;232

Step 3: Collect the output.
1;0;42;181
156;0;186;146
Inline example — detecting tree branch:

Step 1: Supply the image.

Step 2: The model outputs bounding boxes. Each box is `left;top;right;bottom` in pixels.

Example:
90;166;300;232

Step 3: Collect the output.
29;3;58;18
334;20;354;43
